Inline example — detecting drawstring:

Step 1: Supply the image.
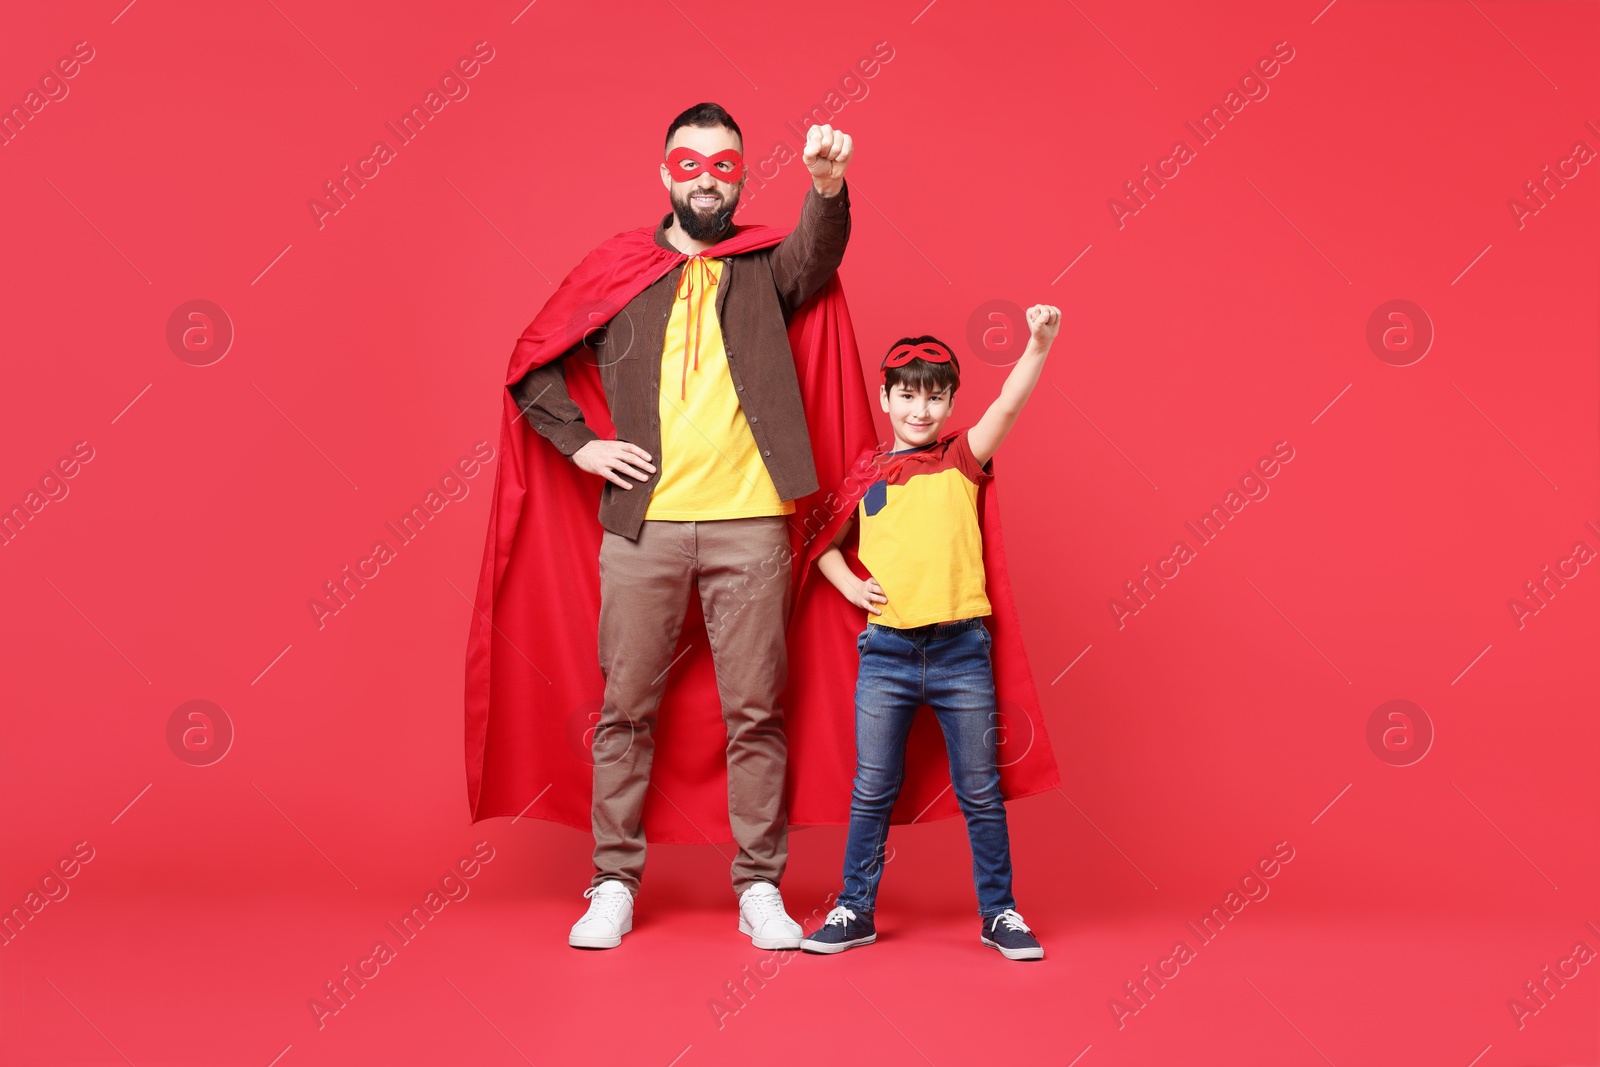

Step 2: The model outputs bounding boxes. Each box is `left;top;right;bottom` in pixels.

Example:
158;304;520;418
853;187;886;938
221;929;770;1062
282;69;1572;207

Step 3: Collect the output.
675;254;718;401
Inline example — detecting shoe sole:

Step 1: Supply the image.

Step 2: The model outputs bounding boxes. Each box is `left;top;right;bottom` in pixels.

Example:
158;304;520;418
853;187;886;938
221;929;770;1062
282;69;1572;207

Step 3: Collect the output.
800;933;877;954
981;935;1044;961
569;915;632;949
739;916;801;950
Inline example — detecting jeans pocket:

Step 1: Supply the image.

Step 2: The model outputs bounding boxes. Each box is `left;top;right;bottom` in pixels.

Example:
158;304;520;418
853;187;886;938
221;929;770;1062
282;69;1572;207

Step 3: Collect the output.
978;623;993;656
857;626;873;657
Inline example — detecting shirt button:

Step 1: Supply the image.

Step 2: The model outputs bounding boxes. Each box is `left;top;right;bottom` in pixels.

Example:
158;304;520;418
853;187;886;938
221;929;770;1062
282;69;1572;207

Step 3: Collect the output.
749;415;758;423
736;383;745;391
763;449;771;457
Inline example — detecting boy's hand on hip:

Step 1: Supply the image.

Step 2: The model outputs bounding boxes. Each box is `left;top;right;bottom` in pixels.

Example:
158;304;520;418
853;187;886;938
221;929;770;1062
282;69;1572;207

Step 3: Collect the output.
572;439;655;489
1026;304;1061;347
852;576;888;615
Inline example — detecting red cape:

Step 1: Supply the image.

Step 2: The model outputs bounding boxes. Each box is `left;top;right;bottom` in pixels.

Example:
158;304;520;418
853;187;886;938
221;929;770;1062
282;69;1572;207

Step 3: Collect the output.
465;220;1060;842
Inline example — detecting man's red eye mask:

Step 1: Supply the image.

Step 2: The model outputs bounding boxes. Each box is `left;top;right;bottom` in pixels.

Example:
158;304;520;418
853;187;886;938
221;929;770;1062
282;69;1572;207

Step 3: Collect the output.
666;147;745;184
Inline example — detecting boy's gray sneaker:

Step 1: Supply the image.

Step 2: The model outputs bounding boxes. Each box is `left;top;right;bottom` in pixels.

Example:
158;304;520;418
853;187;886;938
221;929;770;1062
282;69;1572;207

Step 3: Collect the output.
801;905;877;954
981;908;1043;960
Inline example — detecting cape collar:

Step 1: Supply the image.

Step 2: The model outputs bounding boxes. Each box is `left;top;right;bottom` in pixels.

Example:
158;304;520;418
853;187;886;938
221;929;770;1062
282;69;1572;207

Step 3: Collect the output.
881;428;961;459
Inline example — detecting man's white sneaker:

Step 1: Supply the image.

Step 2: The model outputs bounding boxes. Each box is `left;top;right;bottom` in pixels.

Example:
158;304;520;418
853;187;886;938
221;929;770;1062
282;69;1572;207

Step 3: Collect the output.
737;882;802;950
569;880;633;949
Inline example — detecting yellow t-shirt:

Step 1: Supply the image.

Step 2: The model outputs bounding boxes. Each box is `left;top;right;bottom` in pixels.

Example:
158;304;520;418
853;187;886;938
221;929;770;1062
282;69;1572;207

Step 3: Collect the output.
856;429;993;628
645;255;795;521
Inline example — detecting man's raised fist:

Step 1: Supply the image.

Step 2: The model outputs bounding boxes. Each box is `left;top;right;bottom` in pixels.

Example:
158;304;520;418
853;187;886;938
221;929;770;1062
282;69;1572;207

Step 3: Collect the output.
803;124;852;196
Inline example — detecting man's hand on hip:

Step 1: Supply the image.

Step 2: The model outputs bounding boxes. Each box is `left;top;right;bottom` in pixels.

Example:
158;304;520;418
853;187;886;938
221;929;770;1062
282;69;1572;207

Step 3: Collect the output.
804;124;852;198
572;439;656;489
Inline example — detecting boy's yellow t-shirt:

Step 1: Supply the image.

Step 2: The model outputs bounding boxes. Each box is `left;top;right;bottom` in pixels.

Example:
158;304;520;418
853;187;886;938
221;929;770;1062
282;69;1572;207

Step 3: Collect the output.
856;428;993;628
645;255;795;521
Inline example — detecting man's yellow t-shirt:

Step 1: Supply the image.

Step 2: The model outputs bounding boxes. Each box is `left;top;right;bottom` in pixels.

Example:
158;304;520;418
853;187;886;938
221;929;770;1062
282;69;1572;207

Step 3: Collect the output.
645;255;794;521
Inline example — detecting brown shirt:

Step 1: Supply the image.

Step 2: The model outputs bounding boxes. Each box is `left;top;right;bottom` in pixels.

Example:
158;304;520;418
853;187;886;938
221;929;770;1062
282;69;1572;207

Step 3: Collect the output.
510;183;852;540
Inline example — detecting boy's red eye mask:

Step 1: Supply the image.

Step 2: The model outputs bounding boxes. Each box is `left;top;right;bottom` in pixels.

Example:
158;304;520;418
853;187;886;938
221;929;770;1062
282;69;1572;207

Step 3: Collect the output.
666;147;745;183
881;341;959;382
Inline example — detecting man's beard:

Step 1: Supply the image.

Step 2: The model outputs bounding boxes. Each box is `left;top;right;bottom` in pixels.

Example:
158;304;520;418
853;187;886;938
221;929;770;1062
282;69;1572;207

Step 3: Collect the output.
670;186;739;242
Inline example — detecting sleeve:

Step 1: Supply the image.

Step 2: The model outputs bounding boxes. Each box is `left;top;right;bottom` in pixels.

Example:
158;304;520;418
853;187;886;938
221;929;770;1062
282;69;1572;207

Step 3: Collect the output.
768;181;852;317
509;356;600;458
951;429;994;485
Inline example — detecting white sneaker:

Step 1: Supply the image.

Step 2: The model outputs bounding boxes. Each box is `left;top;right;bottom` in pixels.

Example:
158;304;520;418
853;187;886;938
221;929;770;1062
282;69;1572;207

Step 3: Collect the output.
569;880;633;949
737;882;802;950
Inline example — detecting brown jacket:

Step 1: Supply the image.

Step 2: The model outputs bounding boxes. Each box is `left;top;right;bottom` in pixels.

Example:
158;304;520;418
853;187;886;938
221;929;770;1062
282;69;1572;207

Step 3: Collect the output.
510;183;852;540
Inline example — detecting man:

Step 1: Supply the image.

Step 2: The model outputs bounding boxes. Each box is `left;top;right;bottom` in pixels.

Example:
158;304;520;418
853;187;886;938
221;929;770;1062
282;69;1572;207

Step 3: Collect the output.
508;103;853;949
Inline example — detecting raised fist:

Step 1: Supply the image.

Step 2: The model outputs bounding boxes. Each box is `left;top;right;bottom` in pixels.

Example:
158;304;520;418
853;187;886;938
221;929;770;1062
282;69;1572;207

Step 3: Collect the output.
1026;304;1061;346
803;124;852;194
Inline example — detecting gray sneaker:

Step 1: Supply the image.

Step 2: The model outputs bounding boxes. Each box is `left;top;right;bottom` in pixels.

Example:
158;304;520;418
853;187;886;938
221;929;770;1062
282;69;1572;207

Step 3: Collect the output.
981;909;1043;960
801;905;877;954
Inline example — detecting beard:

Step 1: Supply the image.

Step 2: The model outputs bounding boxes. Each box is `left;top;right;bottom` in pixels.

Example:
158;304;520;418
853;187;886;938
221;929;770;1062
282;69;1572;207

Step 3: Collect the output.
670;185;739;242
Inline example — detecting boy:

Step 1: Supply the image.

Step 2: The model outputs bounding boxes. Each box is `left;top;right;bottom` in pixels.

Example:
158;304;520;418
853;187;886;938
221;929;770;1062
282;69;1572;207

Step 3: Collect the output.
802;304;1061;961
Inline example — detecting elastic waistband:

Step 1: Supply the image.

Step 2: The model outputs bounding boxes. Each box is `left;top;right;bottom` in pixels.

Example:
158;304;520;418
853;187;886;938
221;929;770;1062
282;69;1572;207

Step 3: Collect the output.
868;616;984;637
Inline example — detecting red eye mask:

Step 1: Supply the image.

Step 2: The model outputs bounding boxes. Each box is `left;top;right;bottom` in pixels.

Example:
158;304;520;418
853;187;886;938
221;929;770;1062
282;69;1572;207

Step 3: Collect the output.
881;341;960;382
666;147;745;184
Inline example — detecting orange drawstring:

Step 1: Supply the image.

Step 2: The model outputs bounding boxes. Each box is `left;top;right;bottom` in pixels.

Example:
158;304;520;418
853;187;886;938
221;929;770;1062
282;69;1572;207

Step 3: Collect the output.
675;254;718;401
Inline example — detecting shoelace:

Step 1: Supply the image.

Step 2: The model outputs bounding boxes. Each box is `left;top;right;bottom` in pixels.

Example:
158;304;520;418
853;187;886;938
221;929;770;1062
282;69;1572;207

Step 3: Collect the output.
744;888;793;927
583;885;628;920
822;905;858;927
990;909;1032;934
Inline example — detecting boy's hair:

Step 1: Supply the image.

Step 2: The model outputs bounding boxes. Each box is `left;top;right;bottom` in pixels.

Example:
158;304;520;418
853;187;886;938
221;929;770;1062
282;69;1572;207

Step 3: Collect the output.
881;335;961;395
664;102;742;151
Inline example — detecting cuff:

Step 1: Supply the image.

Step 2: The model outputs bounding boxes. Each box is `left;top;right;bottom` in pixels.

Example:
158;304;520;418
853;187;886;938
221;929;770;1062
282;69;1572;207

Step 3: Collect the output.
545;419;599;458
811;179;850;209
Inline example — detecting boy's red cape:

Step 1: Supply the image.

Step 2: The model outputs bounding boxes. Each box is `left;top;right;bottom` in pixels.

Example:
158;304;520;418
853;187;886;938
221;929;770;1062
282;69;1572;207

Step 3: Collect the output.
465;219;1060;842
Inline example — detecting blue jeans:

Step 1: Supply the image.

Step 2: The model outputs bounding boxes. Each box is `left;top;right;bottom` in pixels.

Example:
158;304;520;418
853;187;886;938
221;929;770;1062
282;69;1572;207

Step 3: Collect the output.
836;617;1016;919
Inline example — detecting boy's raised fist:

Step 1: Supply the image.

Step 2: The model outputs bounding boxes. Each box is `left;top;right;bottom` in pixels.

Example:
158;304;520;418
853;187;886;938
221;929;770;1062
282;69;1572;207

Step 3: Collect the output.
1026;304;1061;345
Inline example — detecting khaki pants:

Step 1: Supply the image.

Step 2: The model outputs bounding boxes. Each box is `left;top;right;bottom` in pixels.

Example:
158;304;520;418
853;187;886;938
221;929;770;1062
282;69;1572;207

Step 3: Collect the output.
591;515;792;898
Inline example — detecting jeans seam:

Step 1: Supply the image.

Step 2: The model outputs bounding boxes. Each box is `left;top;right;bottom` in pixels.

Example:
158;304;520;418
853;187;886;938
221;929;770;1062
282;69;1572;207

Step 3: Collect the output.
922;631;1012;920
857;761;902;910
844;643;900;914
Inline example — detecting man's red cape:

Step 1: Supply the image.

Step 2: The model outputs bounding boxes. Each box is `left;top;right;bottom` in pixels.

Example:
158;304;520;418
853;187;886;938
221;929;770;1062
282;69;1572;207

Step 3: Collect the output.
465;220;1060;842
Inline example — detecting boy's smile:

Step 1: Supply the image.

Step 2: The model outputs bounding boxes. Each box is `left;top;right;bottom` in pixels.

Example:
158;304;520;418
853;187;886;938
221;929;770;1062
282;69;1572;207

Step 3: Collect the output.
882;383;954;451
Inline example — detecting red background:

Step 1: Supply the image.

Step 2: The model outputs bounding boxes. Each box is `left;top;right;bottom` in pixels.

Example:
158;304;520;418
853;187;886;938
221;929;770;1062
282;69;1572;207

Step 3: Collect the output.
2;1;1596;1064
